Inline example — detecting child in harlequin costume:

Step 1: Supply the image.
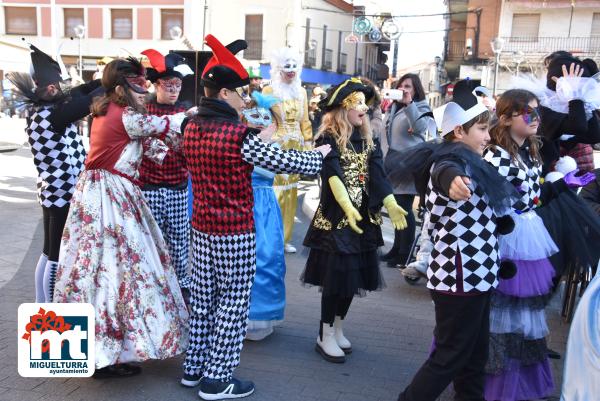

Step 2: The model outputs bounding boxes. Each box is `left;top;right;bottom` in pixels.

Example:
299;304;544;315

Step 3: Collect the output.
139;49;195;294
483;89;600;401
181;35;329;399
387;85;519;401
8;44;104;303
262;47;312;254
301;78;409;363
241;92;287;341
53;58;190;377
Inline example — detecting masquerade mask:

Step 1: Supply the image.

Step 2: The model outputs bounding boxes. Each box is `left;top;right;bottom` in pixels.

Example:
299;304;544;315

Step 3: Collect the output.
342;91;368;113
124;75;149;94
515;107;540;125
282;60;298;73
157;78;182;93
242;107;273;127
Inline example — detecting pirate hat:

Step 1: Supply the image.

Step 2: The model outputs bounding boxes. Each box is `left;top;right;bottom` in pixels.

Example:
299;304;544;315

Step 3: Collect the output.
201;34;249;90
441;79;488;136
319;77;374;112
141;49;194;82
29;44;62;87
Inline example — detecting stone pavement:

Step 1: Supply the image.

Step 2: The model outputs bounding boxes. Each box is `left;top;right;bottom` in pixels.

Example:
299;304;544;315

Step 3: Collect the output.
0;146;570;401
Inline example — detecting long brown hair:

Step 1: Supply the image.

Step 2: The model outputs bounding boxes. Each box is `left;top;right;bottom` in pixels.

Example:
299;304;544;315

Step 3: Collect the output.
489;89;542;166
91;57;147;117
316;107;374;151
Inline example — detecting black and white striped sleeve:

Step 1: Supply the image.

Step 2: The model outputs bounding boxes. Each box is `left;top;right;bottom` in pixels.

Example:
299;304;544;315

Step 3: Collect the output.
241;131;323;175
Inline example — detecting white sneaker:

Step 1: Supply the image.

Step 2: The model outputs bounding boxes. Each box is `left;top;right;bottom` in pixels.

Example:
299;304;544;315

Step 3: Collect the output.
316;322;345;363
333;316;352;354
284;243;297;253
402;265;422;279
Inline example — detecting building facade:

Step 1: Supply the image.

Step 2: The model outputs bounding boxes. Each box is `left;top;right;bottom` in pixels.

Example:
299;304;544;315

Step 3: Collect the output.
444;0;600;93
0;0;390;86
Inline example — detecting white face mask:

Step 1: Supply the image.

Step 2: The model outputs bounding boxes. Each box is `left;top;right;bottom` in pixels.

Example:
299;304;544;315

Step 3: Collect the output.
282;60;298;73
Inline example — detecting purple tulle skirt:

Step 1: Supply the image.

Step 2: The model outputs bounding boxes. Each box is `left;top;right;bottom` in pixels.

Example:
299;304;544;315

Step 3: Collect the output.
485;358;554;401
496;258;555;298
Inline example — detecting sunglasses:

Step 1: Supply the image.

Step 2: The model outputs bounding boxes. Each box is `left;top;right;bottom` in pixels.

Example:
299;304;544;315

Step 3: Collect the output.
513;107;540;125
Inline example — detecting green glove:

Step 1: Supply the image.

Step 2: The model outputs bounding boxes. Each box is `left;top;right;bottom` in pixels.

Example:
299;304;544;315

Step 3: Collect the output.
383;194;408;230
328;176;363;234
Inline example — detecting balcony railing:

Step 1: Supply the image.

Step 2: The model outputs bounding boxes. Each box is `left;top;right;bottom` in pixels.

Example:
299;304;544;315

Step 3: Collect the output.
500;36;600;56
446;40;466;61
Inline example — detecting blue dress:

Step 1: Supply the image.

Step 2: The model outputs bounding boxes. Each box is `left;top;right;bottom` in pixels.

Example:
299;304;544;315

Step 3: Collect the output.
561;267;600;400
247;167;286;338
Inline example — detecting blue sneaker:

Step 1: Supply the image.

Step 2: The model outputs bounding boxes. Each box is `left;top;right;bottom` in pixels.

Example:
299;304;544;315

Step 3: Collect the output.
198;377;255;400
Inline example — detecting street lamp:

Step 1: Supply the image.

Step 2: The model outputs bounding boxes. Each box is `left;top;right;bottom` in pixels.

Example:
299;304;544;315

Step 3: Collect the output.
513;50;525;77
491;37;504;96
73;24;85;79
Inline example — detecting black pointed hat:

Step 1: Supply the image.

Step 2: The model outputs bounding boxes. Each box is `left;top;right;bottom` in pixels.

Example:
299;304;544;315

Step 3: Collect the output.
29;44;62;87
141;49;194;82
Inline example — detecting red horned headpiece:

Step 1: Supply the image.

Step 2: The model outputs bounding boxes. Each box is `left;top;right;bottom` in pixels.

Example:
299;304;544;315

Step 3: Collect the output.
201;34;249;90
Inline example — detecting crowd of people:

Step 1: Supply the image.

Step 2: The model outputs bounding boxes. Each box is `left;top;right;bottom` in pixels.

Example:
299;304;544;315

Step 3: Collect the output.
10;33;600;401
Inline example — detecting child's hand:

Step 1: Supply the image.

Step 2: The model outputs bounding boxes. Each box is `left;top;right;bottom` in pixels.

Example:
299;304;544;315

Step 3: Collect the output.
185;106;198;117
449;176;471;201
258;124;276;142
315;144;331;157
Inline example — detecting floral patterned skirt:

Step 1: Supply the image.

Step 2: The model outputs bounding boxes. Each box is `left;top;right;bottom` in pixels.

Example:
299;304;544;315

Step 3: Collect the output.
54;169;189;369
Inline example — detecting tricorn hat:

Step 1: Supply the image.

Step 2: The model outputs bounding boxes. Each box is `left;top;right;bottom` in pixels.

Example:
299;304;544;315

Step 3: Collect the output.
141;49;194;82
201;34;249;90
319;77;374;112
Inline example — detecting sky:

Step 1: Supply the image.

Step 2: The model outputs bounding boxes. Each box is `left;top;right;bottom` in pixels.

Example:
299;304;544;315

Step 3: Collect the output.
353;0;447;69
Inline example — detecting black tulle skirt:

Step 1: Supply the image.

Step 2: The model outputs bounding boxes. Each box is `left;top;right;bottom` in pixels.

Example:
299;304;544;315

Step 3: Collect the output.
535;188;600;278
300;248;385;298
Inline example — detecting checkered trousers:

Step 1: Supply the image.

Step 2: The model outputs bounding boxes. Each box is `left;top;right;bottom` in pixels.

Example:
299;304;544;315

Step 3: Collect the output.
425;170;499;293
184;229;256;381
483;146;541;212
27;106;86;208
143;187;191;289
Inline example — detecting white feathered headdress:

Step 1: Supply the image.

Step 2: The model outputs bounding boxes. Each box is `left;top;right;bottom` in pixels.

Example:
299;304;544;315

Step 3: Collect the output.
269;47;303;100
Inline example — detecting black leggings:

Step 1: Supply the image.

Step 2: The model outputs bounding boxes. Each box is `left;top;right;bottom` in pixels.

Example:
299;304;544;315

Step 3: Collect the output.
42;205;70;261
392;194;416;256
321;294;353;324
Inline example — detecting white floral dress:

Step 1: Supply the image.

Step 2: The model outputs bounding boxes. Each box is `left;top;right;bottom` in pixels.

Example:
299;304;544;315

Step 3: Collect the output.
54;103;189;369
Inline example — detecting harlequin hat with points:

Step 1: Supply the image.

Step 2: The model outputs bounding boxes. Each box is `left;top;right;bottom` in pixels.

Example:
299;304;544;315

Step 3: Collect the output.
141;49;194;82
440;79;488;136
201;34;250;90
319;78;374;112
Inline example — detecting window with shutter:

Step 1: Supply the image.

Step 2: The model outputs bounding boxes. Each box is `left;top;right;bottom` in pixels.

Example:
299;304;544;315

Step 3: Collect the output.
111;9;132;39
64;8;84;37
161;9;184;40
511;13;540;42
591;13;600;36
244;15;263;60
5;7;37;35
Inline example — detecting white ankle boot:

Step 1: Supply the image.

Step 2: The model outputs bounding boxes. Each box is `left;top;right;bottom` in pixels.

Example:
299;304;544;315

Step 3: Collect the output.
333;316;352;354
316;321;345;363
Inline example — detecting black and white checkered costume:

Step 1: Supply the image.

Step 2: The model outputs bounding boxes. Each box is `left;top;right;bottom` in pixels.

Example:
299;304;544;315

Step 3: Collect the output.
426;165;500;293
184;125;323;381
27;106;86;208
143;187;191;289
483;146;541;211
184;231;256;380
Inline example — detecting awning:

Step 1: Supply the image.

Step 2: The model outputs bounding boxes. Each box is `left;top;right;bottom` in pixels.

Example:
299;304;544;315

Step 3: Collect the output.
259;64;350;85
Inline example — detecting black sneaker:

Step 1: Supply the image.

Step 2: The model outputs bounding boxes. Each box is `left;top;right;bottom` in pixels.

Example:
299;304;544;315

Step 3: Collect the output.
380;249;398;262
198;377;255;400
181;372;202;388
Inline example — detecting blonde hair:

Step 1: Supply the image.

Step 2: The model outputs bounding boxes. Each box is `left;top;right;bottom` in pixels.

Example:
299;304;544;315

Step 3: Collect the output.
316;107;374;151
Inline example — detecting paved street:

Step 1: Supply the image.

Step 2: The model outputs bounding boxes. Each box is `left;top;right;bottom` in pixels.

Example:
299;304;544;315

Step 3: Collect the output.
0;145;570;401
